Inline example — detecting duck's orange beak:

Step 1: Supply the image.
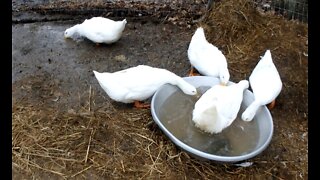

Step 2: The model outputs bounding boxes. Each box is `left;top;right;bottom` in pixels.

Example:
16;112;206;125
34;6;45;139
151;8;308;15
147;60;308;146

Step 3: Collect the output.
220;82;227;86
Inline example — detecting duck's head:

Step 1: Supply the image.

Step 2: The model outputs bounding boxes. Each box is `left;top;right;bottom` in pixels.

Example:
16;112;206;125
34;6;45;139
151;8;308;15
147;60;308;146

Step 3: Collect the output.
178;81;198;96
219;68;230;86
184;85;198;96
64;28;72;38
64;25;78;39
241;105;257;122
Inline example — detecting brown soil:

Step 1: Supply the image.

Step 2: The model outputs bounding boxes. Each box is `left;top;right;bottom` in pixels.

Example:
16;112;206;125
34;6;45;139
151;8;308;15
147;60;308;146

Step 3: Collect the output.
12;0;308;179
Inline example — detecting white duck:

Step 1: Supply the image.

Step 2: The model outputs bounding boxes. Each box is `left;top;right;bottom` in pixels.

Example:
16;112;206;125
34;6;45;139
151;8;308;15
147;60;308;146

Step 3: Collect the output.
93;65;197;108
187;27;230;85
241;50;282;122
192;80;249;134
64;17;127;44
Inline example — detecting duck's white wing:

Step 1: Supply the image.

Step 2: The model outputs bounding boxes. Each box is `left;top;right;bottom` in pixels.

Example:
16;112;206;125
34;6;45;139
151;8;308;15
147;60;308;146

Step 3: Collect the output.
190;44;221;75
249;61;282;104
83;17;115;24
219;86;245;125
192;86;221;133
78;25;111;42
78;17;123;43
111;66;174;101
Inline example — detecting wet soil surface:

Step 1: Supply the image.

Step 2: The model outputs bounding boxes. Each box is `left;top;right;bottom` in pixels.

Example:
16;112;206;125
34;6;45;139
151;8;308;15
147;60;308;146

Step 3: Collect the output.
12;0;307;179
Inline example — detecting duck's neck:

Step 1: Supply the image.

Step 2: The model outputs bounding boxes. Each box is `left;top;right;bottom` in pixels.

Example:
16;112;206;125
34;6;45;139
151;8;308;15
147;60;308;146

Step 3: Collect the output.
237;80;249;90
171;78;195;95
241;100;261;121
68;24;80;36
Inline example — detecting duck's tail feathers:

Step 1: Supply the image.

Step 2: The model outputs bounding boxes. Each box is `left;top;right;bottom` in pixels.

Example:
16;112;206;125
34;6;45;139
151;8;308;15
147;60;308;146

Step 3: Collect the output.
262;49;272;61
192;27;207;42
93;70;102;80
238;80;249;90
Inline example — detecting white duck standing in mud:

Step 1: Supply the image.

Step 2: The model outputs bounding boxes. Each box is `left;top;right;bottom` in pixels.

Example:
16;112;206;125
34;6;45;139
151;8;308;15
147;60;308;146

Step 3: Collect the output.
192;80;249;134
187;27;230;85
64;17;127;45
93;65;197;108
241;49;282;122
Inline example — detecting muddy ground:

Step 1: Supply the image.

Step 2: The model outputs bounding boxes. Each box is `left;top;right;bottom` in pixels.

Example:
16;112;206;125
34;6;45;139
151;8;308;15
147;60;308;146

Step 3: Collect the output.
12;0;308;179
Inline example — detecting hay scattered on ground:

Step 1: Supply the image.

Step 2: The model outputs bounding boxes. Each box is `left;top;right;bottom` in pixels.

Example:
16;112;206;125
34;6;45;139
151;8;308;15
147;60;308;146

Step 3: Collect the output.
199;0;307;113
199;0;307;80
12;101;294;179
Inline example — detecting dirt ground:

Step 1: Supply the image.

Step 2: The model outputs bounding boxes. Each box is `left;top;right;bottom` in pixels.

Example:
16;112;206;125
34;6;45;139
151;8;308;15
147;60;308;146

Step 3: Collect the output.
12;0;308;179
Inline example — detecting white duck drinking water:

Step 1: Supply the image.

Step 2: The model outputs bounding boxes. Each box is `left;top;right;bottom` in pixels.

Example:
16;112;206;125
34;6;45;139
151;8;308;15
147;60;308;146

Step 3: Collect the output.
192;80;249;134
187;27;230;85
93;65;197;108
241;50;282;122
64;17;127;45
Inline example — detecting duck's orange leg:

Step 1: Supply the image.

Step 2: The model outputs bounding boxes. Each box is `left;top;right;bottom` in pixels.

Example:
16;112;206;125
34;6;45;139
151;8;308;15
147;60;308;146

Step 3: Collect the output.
134;101;151;109
188;65;200;76
267;100;276;110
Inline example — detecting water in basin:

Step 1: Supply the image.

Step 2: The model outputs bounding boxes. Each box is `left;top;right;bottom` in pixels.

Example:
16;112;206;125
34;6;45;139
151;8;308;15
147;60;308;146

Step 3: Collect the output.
158;86;259;156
